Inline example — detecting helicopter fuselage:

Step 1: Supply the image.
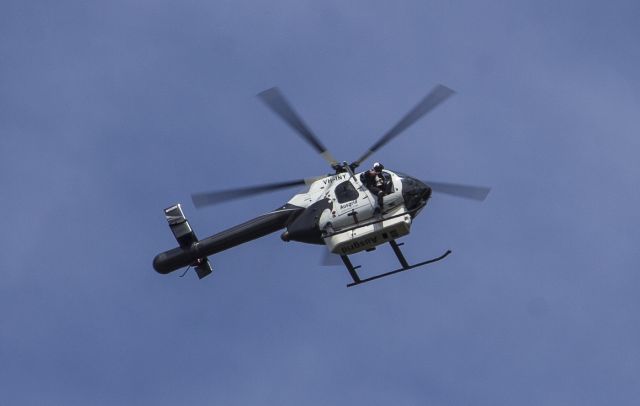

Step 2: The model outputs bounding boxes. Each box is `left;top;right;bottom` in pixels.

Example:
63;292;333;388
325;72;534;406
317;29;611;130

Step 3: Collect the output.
152;169;432;275
282;169;429;245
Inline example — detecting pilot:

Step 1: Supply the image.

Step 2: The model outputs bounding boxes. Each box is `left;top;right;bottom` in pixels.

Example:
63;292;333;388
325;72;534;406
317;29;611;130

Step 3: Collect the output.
362;162;386;213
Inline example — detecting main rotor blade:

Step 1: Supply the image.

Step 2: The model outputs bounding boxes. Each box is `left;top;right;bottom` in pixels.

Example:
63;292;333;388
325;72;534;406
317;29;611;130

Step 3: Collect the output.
258;87;338;167
354;84;455;167
426;181;491;201
192;179;308;208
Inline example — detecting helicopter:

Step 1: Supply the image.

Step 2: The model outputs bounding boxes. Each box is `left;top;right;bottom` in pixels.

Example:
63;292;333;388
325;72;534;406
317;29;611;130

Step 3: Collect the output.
152;84;490;286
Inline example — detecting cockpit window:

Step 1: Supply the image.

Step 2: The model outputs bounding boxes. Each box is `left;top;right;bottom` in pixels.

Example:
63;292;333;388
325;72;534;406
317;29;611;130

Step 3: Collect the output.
335;180;359;203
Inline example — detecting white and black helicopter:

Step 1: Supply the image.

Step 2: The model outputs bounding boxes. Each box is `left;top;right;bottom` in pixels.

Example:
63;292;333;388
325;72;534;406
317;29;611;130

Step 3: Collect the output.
153;84;490;286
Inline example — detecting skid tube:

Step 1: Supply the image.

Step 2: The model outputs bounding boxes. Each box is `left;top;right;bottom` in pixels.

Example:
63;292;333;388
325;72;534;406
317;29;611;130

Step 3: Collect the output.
342;240;452;287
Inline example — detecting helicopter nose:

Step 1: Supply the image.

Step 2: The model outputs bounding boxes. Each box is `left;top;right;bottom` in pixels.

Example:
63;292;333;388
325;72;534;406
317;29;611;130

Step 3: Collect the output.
401;176;432;211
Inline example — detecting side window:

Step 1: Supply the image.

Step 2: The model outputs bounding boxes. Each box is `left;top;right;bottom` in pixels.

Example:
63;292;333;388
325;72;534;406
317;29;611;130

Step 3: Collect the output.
335;180;359;203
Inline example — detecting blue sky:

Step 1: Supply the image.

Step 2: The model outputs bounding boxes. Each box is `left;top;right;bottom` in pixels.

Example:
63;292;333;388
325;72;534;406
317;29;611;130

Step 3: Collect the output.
2;0;639;404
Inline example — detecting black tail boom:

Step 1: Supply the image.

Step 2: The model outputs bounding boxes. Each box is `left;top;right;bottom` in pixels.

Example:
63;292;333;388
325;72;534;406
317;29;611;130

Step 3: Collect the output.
153;205;303;278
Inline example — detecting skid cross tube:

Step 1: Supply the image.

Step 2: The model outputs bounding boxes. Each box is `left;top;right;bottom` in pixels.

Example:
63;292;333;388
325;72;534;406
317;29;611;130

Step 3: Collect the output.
389;240;410;268
343;241;452;287
340;255;361;284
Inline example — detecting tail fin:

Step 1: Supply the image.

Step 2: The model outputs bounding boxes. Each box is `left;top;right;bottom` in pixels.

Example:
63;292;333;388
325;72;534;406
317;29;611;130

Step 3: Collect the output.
163;204;213;279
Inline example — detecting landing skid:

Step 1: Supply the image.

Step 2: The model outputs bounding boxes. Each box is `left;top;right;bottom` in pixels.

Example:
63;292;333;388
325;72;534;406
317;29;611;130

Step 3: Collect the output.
341;240;451;287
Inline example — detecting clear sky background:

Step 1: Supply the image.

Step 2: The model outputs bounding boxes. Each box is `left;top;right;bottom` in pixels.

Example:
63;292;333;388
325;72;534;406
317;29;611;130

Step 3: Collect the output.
1;0;639;404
